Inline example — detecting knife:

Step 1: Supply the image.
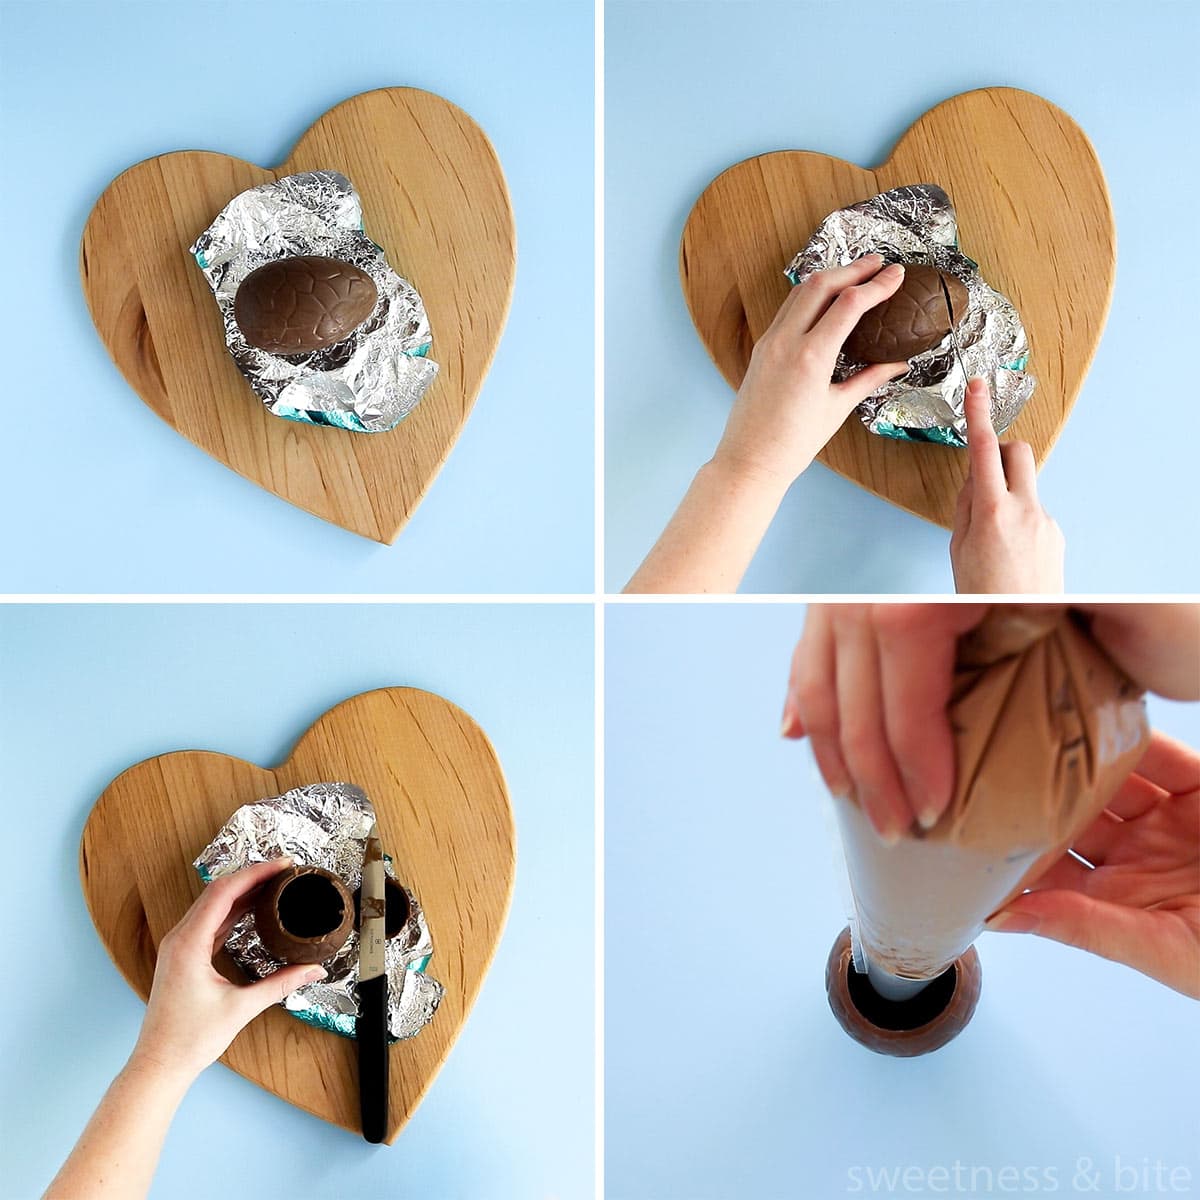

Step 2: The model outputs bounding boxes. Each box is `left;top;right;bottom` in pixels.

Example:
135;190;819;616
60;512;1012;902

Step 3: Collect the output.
357;820;388;1144
939;273;970;391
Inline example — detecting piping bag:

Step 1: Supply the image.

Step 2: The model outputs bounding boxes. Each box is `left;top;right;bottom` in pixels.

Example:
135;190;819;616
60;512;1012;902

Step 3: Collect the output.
833;606;1151;1012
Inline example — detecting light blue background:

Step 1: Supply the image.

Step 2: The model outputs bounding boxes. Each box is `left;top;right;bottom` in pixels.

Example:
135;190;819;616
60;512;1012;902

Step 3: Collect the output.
0;602;594;1200
605;0;1200;594
0;0;593;593
606;603;1200;1199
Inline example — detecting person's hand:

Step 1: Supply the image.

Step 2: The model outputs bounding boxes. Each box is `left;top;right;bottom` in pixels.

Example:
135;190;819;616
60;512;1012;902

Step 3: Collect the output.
130;858;327;1082
625;255;910;593
986;732;1200;998
710;254;910;490
950;377;1064;593
1081;604;1200;701
781;603;987;841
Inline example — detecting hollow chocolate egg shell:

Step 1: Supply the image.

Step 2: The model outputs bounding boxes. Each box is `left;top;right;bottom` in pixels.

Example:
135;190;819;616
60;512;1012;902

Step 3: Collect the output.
843;264;968;364
825;926;982;1056
253;864;355;964
353;876;413;940
234;255;378;356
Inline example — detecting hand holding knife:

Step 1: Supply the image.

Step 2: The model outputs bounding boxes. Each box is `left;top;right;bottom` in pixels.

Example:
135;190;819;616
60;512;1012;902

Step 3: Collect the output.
357;820;389;1143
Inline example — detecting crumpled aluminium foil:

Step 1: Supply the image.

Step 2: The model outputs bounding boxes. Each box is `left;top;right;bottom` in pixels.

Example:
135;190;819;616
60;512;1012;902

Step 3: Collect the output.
190;170;438;434
194;782;443;1041
785;184;1035;446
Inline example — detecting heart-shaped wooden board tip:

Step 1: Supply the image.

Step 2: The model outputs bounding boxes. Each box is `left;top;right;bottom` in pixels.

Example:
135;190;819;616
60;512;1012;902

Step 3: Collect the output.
81;88;516;543
681;87;1114;528
81;687;515;1143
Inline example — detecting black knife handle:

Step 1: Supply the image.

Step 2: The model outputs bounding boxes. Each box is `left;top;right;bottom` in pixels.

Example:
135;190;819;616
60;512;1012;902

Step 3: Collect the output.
357;973;388;1144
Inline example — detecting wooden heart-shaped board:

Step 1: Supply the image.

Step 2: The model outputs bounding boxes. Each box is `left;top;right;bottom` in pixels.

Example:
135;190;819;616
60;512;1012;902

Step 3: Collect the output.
680;87;1114;527
80;687;515;1143
81;88;515;543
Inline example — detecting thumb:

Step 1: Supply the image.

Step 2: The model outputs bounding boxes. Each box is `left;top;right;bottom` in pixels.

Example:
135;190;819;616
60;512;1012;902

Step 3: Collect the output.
985;891;1194;996
836;360;909;406
243;963;328;1018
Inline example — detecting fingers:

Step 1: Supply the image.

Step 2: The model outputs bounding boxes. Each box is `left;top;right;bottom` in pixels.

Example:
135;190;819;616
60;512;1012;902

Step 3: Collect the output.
1105;770;1169;821
998;440;1037;500
834;615;910;842
1131;731;1200;797
242;962;328;1020
873;603;985;829
1081;604;1200;701
1021;851;1097;894
985;889;1200;999
212;879;277;952
964;377;1006;499
213;902;251;952
965;378;1041;502
781;638;806;738
777;252;891;335
809;262;907;360
210;867;293;950
789;604;986;840
791;609;851;796
1066;808;1127;867
185;858;294;945
833;359;910;407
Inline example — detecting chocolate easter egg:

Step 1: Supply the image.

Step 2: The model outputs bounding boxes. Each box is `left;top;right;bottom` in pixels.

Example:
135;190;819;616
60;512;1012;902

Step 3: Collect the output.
825;926;982;1057
353;876;412;940
843;263;968;364
234;255;378;355
253;865;355;964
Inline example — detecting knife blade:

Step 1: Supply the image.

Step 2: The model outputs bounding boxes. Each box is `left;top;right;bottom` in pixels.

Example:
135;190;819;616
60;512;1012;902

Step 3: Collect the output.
939;273;969;387
357;820;388;1144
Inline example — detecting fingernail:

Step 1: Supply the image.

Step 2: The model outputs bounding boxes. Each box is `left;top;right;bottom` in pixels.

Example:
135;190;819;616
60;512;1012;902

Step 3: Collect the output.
861;793;901;843
883;263;904;278
780;702;803;738
861;252;882;265
917;806;940;830
304;966;328;983
826;776;852;800
985;912;1039;934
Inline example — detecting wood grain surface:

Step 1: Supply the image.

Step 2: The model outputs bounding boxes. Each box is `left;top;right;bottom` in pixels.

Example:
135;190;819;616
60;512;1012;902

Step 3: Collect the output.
80;687;515;1143
80;88;516;543
680;87;1114;528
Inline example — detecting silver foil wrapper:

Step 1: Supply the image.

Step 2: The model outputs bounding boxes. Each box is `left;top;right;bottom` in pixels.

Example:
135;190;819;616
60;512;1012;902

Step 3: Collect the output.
194;782;443;1041
785;184;1035;446
191;170;438;434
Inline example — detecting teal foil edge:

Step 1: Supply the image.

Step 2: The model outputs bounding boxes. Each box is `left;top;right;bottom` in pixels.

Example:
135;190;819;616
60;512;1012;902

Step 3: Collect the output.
873;421;966;448
272;405;369;433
